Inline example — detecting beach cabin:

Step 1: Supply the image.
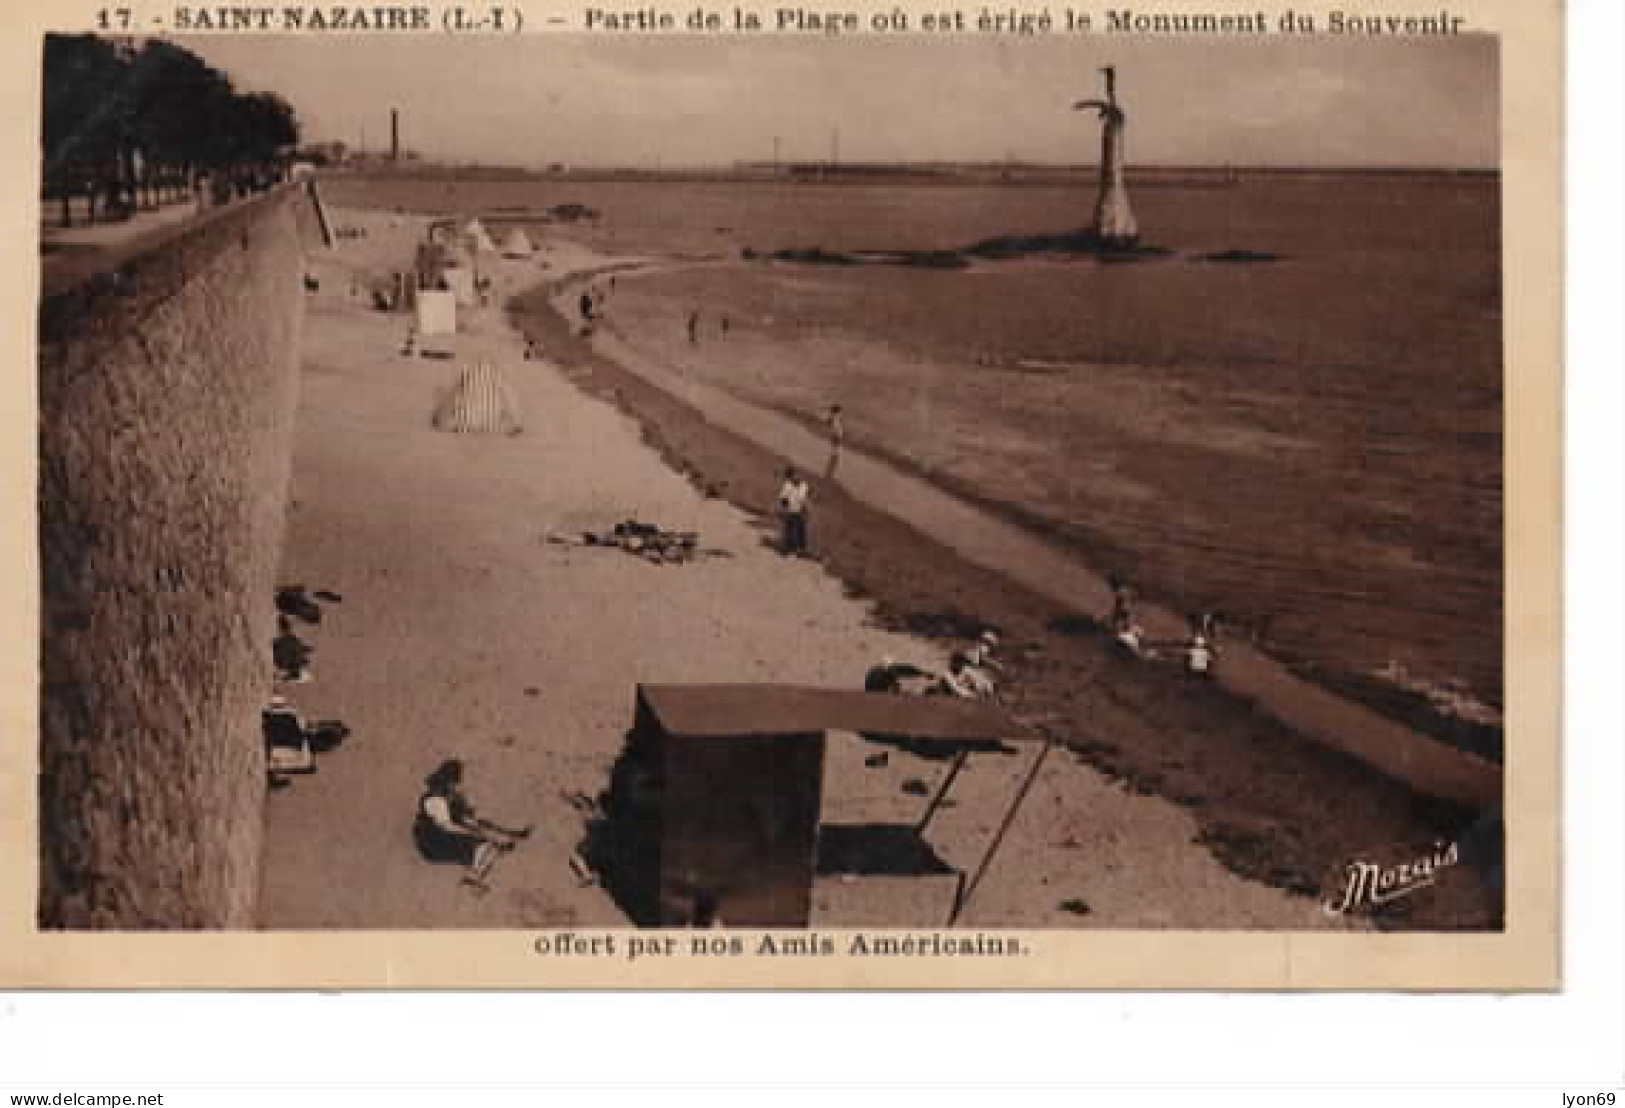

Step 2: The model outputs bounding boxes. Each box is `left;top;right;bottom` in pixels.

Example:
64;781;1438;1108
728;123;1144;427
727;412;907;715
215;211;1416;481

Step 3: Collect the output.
415;240;473;291
415;289;456;337
463;217;498;254
604;684;1042;928
441;266;477;308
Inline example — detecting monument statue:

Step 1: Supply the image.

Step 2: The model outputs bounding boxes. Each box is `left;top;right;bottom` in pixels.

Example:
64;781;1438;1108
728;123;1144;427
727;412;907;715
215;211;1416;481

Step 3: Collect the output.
1073;65;1139;247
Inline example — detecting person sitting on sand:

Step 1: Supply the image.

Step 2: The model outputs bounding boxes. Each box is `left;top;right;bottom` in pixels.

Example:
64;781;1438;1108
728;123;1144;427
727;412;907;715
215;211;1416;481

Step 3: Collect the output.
1114;620;1149;659
777;467;812;557
965;629;1002;673
413;759;533;892
272;615;313;684
962;651;999;700
865;655;934;695
934;652;994;701
263;694;315;786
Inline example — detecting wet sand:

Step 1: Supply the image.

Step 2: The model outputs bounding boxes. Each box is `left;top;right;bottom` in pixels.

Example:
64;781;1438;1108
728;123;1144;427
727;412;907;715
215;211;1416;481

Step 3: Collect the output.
259;208;1357;929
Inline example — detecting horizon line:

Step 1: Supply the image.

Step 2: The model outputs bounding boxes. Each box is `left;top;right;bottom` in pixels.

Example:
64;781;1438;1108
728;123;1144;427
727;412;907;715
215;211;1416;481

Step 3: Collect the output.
327;155;1499;175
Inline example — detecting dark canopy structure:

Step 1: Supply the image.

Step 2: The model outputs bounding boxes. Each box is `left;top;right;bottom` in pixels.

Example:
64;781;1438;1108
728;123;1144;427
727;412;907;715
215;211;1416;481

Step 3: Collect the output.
615;684;1052;928
636;683;1021;744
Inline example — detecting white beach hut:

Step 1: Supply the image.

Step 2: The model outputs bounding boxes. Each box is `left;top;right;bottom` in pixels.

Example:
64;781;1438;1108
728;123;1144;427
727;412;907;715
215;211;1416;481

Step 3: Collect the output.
415;289;457;337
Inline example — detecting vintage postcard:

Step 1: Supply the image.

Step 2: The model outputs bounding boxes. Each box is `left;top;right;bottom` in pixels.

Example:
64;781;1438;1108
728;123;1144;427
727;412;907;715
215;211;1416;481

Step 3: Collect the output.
0;0;1561;988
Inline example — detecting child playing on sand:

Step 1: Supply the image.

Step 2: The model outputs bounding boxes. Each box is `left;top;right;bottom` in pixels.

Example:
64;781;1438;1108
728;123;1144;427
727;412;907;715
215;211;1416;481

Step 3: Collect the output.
413;759;533;892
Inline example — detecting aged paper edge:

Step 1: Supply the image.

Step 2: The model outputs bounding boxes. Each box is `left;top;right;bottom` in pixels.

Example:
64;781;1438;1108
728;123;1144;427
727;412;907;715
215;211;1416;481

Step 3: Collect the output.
0;0;1562;990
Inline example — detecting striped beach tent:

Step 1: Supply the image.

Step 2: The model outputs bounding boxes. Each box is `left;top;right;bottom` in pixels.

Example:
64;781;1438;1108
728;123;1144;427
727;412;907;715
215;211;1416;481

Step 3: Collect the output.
501;226;535;258
432;362;523;435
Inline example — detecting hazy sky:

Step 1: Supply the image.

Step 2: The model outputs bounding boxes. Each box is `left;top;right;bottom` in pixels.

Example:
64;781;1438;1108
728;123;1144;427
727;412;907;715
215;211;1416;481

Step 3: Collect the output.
181;34;1498;169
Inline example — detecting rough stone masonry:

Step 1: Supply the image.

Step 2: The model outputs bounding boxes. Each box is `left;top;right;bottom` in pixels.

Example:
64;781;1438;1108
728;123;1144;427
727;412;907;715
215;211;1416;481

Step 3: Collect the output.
37;187;314;928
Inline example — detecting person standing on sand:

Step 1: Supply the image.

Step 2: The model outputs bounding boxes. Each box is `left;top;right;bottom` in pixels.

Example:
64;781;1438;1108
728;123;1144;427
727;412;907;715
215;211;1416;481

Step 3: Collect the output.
578;289;598;338
687;309;700;344
823;404;845;479
413;758;532;892
777;466;812;557
1184;614;1219;679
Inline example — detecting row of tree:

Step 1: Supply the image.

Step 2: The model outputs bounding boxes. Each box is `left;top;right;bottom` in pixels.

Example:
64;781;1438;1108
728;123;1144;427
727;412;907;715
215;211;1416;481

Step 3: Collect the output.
42;34;301;226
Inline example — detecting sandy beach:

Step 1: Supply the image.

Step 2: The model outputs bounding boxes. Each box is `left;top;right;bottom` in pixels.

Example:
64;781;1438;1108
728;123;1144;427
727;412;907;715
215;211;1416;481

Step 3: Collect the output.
258;207;1373;930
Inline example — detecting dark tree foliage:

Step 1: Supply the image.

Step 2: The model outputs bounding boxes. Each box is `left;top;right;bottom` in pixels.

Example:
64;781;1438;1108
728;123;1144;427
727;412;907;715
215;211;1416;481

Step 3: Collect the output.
41;34;127;171
41;34;303;223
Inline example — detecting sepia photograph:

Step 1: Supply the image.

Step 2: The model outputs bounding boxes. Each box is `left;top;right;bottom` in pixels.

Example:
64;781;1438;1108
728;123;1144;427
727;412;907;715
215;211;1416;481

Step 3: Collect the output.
11;5;1561;987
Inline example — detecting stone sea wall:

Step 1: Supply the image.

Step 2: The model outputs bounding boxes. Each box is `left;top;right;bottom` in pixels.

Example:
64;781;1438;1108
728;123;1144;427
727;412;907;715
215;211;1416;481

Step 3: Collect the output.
37;186;314;928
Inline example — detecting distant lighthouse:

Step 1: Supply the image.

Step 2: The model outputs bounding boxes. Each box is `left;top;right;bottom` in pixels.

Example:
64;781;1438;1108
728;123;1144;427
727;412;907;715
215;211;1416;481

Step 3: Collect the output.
1073;66;1139;248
